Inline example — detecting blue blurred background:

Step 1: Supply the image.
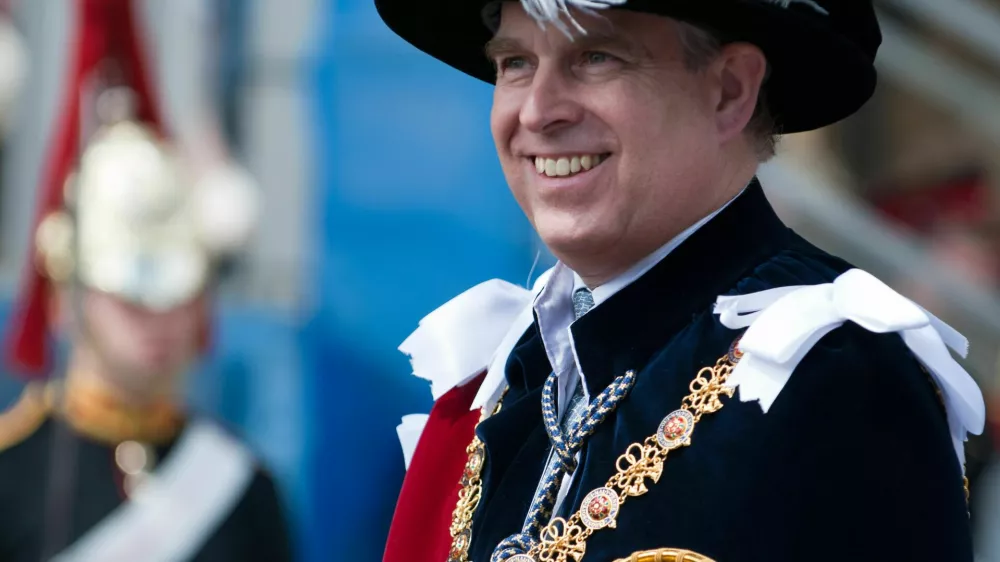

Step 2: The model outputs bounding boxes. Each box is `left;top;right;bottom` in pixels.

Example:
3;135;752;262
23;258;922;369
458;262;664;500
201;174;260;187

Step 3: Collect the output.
3;0;1000;561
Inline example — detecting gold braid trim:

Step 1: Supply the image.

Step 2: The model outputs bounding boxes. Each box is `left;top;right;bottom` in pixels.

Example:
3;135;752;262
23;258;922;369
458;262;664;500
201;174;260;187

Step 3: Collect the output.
0;383;51;453
59;379;184;445
612;548;716;562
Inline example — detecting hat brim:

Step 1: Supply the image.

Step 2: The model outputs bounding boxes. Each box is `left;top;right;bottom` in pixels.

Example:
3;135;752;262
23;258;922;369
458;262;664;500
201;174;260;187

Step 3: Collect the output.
374;0;877;133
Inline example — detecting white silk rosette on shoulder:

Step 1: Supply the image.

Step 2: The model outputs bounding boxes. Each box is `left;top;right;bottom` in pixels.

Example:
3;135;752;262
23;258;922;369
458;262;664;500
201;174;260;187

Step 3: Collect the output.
713;268;985;468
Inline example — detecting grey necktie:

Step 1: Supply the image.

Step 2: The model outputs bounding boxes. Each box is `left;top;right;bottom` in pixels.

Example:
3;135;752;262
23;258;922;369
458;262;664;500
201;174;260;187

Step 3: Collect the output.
572;287;595;322
562;288;592;431
529;288;593;523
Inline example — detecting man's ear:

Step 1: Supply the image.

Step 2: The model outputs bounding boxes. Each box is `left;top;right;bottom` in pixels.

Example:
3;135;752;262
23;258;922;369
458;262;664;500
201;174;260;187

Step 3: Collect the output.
712;42;767;142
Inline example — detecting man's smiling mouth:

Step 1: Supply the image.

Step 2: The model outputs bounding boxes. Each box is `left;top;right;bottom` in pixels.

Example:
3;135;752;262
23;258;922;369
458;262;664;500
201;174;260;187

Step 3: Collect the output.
531;153;611;178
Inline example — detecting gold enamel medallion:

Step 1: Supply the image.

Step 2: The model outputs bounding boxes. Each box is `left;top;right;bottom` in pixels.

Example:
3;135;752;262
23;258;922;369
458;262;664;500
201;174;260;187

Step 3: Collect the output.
655;409;695;449
579;487;621;530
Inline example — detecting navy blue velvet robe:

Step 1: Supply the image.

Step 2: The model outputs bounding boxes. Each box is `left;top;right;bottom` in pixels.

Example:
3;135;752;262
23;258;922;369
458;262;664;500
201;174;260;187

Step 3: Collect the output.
467;180;972;561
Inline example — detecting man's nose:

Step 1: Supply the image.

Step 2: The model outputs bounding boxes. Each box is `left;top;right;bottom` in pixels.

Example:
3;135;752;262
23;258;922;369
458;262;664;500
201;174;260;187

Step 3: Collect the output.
518;65;584;135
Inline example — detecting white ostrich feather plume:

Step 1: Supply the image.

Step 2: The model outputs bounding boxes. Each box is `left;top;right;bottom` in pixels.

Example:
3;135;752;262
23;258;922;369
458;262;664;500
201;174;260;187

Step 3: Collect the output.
518;0;625;38
763;0;828;15
518;0;828;38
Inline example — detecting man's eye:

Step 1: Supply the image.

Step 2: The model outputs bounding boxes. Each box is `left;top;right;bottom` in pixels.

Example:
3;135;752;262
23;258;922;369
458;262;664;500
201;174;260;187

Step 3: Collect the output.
583;51;614;65
498;56;527;71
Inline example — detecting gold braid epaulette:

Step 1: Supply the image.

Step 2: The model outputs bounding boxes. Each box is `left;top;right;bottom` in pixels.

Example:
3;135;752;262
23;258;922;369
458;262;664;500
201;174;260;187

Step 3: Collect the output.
0;383;51;453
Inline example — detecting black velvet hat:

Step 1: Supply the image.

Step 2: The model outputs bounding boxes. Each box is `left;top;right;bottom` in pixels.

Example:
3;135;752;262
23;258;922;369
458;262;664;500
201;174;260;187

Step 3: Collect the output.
374;0;882;133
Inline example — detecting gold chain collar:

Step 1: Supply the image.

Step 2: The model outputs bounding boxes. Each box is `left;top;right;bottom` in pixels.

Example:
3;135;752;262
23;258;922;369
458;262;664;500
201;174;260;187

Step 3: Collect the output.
513;349;740;562
446;341;741;562
448;387;509;561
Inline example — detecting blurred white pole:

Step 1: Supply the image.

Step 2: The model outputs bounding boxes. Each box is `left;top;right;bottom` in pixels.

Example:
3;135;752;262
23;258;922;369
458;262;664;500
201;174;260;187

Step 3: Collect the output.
0;0;72;294
137;0;229;172
760;158;1000;388
876;13;1000;148
885;0;1000;71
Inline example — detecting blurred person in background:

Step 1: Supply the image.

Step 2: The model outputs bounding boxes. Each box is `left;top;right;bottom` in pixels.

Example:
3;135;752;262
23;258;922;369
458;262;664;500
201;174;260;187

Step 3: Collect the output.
0;107;293;561
377;0;987;561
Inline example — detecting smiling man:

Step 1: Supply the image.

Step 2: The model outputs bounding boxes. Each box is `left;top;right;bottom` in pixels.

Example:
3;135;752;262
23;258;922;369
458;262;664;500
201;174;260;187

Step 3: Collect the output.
378;1;985;561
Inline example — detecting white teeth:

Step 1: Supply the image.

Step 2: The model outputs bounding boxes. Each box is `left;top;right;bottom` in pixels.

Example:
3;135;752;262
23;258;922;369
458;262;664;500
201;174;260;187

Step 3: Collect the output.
534;154;604;177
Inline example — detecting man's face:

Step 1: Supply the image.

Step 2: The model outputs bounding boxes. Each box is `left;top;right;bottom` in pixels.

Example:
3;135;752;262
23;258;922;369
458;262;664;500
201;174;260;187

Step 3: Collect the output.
78;289;204;392
489;6;730;276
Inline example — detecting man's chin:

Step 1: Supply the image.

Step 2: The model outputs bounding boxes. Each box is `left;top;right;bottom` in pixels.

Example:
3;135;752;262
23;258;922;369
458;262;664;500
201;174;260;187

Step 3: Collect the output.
536;224;619;264
120;356;182;385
